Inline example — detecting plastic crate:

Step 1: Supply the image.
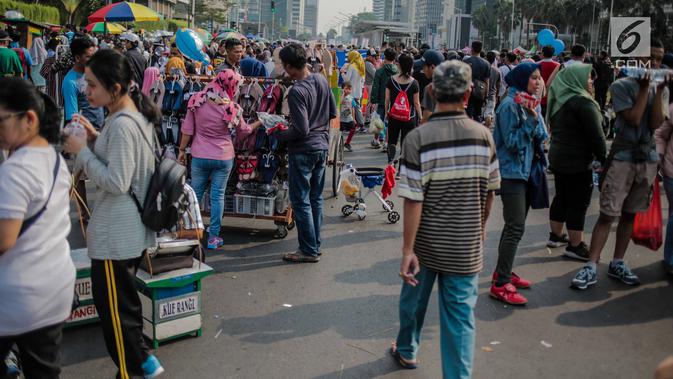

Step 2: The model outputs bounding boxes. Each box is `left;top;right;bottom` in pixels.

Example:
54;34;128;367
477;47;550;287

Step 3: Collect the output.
224;195;235;214
234;194;276;216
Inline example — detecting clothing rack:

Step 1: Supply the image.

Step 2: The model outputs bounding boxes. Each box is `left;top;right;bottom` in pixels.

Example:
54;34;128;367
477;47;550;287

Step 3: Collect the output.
183;75;295;86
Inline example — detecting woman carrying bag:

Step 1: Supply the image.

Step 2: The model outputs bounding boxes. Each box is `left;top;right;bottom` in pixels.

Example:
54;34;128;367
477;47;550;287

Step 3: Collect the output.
0;78;75;379
63;49;165;379
491;62;548;305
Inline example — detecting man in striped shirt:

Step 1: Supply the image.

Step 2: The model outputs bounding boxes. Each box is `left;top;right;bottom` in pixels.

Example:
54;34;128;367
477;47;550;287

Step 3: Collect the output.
390;60;501;379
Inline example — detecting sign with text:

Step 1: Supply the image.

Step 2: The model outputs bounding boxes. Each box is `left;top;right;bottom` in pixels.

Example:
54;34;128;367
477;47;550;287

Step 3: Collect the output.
611;17;650;57
158;294;199;321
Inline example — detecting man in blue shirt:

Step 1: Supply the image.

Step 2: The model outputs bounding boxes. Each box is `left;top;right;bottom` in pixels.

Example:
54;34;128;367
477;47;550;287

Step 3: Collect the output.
62;37;103;129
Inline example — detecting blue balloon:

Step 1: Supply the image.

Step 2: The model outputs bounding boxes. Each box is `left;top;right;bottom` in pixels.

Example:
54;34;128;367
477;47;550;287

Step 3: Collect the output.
551;39;565;55
175;28;209;64
537;29;554;46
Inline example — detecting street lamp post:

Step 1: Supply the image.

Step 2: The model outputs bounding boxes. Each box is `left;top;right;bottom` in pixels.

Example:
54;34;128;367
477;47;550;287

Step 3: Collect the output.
510;0;515;49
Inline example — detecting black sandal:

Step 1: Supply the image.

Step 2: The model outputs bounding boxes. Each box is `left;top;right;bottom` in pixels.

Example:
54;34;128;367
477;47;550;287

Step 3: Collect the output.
282;252;320;263
389;345;418;369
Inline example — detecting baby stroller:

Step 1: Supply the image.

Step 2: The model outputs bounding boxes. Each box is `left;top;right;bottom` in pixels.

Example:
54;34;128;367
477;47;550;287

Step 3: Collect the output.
339;164;400;223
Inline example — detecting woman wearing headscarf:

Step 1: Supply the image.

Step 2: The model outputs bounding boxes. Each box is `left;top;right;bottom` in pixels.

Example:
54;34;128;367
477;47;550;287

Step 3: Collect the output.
177;70;261;250
342;50;366;133
546;64;606;261
491;62;548;305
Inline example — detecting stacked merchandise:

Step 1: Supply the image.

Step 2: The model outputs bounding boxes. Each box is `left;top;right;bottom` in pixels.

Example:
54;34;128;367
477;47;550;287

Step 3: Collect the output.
227;79;293;217
144;73;296;219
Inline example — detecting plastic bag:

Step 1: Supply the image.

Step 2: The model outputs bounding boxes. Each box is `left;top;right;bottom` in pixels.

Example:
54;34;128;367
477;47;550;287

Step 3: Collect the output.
369;112;384;134
632;179;663;251
338;165;360;200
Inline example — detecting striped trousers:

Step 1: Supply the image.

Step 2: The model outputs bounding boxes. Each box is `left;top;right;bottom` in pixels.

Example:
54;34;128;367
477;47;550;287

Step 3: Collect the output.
91;258;149;379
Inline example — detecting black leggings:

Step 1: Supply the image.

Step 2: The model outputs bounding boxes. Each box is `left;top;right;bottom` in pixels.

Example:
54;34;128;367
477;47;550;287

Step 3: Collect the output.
549;170;594;231
387;118;415;163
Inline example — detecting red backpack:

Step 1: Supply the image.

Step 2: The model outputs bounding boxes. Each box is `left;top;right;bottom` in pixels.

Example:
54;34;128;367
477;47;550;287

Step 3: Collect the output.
388;79;411;122
12;48;29;77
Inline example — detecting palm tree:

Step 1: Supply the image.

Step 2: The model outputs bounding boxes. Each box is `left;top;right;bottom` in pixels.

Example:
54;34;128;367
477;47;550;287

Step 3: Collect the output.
60;0;81;25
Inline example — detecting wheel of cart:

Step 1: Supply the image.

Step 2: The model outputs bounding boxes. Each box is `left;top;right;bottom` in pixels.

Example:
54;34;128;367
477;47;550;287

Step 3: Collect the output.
329;130;345;197
273;206;295;239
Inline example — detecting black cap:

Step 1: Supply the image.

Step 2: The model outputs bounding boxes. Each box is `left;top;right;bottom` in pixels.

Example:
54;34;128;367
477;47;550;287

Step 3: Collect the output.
0;30;11;41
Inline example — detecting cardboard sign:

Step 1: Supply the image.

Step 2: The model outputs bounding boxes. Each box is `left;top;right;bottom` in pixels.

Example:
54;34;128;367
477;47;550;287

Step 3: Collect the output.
74;277;93;301
67;304;98;324
158;294;199;320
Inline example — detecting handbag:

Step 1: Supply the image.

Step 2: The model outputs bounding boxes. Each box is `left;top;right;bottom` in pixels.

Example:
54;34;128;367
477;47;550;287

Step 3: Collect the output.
632;178;663;250
139;212;204;276
527;139;550;209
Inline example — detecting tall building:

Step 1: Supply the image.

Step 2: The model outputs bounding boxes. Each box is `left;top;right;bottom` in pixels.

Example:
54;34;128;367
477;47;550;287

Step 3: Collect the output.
289;0;306;37
372;0;385;21
414;0;442;42
379;0;414;23
304;0;319;37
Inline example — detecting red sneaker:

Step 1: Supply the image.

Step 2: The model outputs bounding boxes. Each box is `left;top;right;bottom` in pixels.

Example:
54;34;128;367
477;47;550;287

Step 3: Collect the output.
491;272;531;289
490;283;528;305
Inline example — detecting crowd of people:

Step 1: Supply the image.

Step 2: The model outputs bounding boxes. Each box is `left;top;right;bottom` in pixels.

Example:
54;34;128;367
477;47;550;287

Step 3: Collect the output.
1;20;673;379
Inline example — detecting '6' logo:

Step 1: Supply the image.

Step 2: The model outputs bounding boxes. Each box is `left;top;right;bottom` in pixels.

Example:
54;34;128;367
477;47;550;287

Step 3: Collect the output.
611;17;650;58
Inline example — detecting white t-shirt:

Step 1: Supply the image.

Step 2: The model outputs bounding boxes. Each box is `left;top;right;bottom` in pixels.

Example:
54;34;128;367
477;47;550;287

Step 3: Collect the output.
0;147;75;336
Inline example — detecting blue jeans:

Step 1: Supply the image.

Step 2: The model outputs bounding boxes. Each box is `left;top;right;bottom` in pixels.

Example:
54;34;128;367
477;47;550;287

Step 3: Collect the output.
288;150;327;256
396;266;478;379
663;176;673;265
191;157;234;239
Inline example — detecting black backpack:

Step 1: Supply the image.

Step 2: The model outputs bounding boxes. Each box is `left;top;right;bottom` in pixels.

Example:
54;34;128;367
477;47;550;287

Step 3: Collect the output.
122;114;188;232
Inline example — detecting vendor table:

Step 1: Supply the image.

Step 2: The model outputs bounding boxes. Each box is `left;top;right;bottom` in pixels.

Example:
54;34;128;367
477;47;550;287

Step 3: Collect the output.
136;259;214;348
65;249;215;349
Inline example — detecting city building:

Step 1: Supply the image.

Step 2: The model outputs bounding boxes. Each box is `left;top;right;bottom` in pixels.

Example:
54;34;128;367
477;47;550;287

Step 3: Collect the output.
372;0;385;21
304;0;318;37
414;0;443;43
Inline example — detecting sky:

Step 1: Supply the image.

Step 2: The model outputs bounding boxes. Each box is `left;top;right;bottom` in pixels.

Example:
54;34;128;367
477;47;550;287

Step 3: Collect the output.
317;0;371;34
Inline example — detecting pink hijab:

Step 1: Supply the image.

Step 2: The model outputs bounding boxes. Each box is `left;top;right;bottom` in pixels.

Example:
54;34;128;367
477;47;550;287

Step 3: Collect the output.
141;67;162;96
187;69;243;123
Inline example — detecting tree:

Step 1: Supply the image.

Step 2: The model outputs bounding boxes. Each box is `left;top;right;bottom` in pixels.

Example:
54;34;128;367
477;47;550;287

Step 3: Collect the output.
472;4;498;49
60;0;81;25
195;0;234;28
327;28;338;40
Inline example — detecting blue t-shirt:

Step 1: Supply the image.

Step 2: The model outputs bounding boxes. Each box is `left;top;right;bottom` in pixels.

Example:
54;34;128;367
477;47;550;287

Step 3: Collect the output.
62;69;105;129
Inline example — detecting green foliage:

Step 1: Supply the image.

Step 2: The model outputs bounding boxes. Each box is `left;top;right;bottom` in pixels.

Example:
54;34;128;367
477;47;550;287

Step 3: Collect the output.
0;0;60;24
136;19;188;31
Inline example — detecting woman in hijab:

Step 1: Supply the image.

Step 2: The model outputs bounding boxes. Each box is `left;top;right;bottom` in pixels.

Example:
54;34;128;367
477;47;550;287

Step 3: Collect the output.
342;50;366;133
491;62;548;305
546;64;606;261
177;70;261;250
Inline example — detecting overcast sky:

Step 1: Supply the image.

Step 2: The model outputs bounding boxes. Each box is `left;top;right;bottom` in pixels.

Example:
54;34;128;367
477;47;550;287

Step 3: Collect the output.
318;0;371;34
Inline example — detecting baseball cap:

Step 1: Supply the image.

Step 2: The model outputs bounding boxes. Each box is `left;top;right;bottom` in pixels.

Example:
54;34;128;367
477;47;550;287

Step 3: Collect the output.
422;49;445;67
367;48;377;57
0;30;11;41
120;32;139;43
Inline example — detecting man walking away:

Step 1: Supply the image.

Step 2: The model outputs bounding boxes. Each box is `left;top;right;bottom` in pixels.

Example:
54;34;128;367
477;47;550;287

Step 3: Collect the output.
464;41;490;121
391;60;500;378
370;48;398;149
484;50;502;129
593;51;614;111
0;30;22;78
275;43;337;263
420;49;445;122
539;45;560;117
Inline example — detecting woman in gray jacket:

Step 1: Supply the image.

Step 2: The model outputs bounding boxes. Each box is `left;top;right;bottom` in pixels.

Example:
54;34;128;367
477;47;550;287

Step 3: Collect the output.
63;49;164;379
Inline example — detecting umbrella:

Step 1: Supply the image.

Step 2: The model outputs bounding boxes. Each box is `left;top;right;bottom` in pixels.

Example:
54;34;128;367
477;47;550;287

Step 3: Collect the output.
88;2;162;23
194;28;212;43
86;22;125;34
215;31;244;41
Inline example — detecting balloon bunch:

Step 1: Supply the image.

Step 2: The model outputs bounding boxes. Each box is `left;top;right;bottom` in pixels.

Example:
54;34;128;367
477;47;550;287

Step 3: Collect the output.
175;28;210;64
537;29;565;56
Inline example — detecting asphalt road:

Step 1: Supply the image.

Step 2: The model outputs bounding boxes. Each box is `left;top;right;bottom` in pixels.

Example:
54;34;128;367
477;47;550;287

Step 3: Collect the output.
60;133;673;378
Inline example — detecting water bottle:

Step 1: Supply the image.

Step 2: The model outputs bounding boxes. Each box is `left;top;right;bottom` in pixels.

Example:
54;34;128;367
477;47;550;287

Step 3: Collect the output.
621;67;673;84
590;161;602;187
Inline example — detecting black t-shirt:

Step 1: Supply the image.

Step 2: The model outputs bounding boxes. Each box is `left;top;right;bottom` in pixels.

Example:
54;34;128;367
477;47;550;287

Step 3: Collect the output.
387;77;420;119
125;49;147;86
465;55;490;81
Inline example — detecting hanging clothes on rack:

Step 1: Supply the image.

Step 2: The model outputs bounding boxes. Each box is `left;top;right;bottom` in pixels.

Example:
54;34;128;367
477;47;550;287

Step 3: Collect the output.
238;79;264;121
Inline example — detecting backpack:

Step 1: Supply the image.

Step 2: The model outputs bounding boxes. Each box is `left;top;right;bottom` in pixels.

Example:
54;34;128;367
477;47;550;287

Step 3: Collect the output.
123;114;188;232
259;84;283;114
466;56;488;102
388;79;412;122
12;48;28;77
